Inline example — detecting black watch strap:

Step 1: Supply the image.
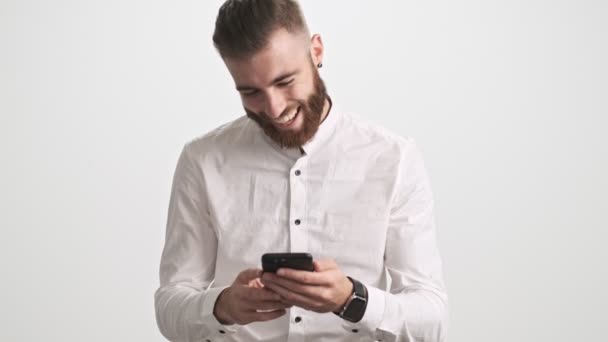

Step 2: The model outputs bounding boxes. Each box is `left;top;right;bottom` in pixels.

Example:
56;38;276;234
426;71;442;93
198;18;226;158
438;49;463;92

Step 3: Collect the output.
335;276;368;323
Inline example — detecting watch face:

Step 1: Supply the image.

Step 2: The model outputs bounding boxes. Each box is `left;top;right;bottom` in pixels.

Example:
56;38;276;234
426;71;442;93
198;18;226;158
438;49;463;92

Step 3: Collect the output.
347;297;366;314
341;277;367;322
343;297;366;323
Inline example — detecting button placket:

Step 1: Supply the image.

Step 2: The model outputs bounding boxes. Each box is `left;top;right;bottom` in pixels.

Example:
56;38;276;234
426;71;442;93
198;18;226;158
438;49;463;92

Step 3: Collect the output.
289;157;308;252
287;307;306;342
286;157;309;341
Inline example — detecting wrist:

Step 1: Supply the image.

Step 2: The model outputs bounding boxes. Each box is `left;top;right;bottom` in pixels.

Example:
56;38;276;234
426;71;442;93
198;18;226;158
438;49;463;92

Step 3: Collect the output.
213;287;235;325
334;277;355;313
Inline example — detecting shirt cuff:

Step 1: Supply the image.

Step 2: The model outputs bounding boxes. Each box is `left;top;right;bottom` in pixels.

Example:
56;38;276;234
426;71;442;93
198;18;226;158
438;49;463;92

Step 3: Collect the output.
340;283;385;339
201;285;239;336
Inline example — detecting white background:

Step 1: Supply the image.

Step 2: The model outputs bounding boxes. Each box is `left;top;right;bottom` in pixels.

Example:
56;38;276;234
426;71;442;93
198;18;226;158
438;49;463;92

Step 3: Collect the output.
1;0;607;341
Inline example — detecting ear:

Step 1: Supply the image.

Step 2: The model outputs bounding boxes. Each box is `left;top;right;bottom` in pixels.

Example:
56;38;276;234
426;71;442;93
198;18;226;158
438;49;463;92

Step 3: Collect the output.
309;33;324;66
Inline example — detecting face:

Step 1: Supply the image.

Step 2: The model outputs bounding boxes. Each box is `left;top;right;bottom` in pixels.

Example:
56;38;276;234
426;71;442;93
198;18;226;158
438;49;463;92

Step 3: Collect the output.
224;29;328;148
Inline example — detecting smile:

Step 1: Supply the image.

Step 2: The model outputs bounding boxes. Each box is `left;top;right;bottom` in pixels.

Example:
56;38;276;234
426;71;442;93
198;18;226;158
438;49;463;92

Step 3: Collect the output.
273;106;300;126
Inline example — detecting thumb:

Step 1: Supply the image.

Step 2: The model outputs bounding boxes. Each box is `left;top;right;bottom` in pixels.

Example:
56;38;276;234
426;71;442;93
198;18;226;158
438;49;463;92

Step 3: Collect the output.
235;268;263;284
313;259;337;272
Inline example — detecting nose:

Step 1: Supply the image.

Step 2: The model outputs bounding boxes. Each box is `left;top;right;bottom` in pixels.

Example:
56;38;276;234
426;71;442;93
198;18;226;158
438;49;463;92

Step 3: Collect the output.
263;89;287;119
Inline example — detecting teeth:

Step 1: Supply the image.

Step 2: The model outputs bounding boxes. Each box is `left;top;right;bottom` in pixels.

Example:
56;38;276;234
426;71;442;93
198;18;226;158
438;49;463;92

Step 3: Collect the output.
275;108;298;124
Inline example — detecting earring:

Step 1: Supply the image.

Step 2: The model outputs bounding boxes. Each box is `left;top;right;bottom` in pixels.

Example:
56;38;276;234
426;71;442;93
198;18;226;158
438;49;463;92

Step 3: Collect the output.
317;62;323;68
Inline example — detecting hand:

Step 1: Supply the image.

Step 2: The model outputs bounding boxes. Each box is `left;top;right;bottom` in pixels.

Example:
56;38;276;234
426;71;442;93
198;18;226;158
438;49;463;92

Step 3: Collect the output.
260;259;354;313
214;268;292;325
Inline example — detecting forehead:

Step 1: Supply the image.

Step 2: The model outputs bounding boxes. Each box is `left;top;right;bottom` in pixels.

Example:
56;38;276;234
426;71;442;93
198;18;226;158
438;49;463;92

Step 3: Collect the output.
224;29;309;85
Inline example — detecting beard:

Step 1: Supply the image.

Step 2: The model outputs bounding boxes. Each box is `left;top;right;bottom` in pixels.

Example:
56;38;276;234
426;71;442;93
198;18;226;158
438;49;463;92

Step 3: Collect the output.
245;64;328;149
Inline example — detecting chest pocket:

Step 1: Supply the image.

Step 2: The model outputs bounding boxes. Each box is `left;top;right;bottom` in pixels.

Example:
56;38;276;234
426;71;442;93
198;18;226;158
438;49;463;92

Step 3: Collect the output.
214;172;290;264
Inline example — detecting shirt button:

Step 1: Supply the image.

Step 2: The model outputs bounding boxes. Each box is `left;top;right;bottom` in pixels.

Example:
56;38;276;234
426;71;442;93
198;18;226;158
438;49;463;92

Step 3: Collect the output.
295;316;302;323
352;329;359;333
219;330;226;334
294;219;301;225
295;170;301;176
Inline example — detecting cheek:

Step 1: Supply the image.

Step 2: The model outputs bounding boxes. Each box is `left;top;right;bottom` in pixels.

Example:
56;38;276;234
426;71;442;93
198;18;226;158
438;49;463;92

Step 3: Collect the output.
242;95;262;112
289;84;309;102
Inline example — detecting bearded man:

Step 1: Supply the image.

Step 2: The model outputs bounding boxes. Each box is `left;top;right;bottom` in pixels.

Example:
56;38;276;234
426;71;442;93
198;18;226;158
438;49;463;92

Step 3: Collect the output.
155;1;448;341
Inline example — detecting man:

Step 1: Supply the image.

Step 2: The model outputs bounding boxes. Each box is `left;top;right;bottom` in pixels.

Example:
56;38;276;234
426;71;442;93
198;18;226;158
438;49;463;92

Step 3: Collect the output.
154;1;448;341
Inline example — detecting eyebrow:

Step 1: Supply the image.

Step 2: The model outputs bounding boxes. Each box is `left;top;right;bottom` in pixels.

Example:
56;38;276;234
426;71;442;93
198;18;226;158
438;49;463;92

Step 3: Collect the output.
236;70;298;92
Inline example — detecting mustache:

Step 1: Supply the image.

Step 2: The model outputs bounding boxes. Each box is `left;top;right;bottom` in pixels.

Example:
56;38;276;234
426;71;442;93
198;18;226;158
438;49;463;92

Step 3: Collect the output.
247;105;300;121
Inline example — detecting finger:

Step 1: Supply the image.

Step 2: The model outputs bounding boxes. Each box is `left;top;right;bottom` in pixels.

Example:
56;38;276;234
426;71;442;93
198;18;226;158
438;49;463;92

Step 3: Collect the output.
262;272;320;298
313;259;338;272
243;286;283;304
263;279;319;310
274;267;331;285
255;301;293;311
231;286;281;313
243;286;293;311
248;278;264;289
236;268;263;285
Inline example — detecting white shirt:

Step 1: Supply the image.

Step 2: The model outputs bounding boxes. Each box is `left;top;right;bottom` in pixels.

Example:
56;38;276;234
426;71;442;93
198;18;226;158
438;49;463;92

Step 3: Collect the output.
155;102;448;342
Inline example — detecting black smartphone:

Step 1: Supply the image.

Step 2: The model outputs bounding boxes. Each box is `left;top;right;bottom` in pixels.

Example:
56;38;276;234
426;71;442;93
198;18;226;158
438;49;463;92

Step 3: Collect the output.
262;253;314;272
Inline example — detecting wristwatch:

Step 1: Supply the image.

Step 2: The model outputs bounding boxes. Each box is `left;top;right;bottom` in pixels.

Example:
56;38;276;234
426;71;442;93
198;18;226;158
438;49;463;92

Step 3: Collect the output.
335;276;368;323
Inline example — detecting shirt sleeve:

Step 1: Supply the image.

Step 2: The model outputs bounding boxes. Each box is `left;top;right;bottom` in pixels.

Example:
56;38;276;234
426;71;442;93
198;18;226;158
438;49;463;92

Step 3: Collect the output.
341;139;449;342
154;144;238;341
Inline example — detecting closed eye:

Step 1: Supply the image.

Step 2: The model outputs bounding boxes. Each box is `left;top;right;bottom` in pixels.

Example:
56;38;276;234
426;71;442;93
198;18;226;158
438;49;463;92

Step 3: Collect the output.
241;89;259;97
277;79;294;87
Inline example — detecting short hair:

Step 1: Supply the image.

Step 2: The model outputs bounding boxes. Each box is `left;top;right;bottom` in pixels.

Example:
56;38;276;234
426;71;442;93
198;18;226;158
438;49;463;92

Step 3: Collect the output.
213;0;309;59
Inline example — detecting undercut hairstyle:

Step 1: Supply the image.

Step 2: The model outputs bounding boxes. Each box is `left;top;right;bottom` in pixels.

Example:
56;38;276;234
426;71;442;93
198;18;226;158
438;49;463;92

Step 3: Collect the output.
213;0;310;59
